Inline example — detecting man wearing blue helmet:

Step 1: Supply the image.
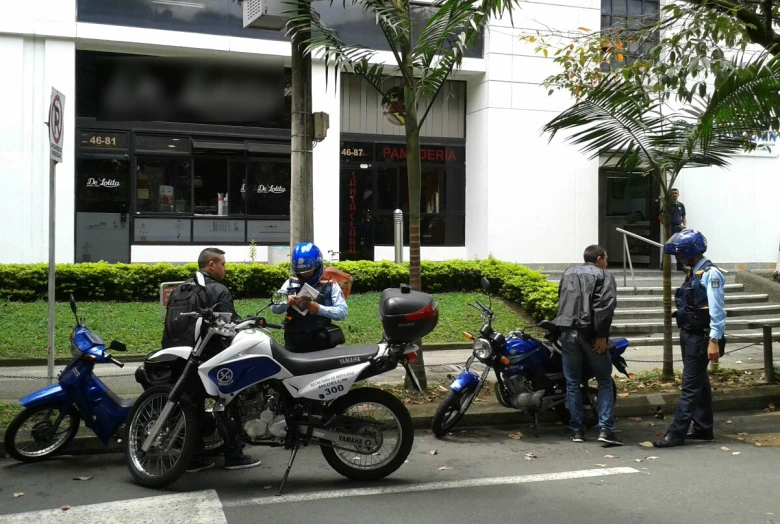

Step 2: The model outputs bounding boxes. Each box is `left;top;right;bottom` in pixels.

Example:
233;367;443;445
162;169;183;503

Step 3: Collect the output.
271;242;348;352
654;229;726;448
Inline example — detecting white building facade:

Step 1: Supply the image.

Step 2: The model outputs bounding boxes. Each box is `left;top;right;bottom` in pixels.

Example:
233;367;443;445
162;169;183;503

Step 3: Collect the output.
1;0;778;269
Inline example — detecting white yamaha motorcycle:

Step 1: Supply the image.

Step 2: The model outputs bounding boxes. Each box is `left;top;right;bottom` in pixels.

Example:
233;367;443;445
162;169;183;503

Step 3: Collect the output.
123;284;438;494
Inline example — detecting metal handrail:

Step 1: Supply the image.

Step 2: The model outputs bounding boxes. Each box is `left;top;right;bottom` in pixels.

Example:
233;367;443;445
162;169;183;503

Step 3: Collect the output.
615;227;729;291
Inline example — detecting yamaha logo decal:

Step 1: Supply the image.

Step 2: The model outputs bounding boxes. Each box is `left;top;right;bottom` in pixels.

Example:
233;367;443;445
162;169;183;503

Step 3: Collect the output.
216;368;234;386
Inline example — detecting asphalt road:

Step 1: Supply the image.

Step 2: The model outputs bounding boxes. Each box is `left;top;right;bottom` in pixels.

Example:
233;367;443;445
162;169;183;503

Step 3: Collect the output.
1;342;776;402
1;410;779;523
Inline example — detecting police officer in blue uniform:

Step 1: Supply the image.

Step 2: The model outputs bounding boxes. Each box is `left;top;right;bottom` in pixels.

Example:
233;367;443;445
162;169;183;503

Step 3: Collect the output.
271;242;348;352
654;230;726;448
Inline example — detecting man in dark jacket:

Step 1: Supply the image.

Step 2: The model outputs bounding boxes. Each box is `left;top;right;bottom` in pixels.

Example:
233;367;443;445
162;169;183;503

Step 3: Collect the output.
553;245;621;445
182;248;262;473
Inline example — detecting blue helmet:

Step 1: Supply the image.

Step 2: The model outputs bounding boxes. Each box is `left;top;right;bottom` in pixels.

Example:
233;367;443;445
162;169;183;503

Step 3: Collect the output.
291;242;323;285
663;229;707;262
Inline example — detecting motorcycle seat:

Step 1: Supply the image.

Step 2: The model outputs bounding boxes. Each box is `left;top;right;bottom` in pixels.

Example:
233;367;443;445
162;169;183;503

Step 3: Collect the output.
270;339;379;376
106;387;135;409
538;320;560;342
545;372;565;382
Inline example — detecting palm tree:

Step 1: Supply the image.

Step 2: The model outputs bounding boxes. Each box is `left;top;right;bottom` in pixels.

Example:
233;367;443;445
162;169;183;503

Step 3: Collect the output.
542;58;780;380
285;0;522;388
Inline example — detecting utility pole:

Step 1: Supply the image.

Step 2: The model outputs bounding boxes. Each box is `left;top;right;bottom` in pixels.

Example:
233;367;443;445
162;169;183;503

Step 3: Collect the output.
289;2;314;247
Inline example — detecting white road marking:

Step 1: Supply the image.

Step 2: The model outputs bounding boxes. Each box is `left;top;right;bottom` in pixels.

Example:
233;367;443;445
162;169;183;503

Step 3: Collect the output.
0;490;226;524
225;467;640;507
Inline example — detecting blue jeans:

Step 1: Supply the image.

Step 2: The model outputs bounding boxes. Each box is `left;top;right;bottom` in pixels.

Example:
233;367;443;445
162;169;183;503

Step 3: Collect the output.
560;329;615;433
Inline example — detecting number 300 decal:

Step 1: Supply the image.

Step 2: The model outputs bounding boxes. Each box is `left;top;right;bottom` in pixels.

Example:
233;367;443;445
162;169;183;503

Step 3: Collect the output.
324;385;345;395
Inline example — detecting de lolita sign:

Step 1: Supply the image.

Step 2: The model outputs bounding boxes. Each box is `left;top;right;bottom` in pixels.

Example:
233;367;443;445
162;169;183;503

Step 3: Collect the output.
87;177;121;188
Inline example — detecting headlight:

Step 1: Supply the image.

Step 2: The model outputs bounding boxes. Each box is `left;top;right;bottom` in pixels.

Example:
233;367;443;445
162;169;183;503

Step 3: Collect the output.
473;338;493;361
70;343;83;359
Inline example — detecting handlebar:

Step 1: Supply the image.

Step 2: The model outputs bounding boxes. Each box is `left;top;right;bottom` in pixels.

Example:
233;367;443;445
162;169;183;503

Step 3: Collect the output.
108;356;124;368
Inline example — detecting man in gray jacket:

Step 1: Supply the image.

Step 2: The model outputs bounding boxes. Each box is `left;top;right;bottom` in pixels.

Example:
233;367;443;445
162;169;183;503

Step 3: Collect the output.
553;245;620;445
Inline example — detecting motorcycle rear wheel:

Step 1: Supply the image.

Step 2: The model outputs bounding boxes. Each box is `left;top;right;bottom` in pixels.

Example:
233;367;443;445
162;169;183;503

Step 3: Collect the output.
321;388;413;481
4;405;80;463
557;378;617;428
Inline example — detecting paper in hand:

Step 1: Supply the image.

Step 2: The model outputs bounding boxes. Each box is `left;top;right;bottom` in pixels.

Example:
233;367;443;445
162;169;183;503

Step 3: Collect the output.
292;283;320;316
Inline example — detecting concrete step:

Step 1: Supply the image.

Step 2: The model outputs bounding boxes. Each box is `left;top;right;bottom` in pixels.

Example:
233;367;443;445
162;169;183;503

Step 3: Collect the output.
616;293;768;308
614;303;780;320
626;330;780;347
547;275;737;287
616;283;743;296
612;316;780;335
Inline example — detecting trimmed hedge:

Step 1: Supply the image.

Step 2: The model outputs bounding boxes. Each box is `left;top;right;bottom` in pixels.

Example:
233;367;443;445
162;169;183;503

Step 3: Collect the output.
0;259;560;321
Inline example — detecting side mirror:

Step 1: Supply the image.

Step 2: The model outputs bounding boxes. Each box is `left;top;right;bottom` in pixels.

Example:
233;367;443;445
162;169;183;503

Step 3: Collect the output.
272;292;287;306
69;294;77;314
108;340;127;352
480;277;492;293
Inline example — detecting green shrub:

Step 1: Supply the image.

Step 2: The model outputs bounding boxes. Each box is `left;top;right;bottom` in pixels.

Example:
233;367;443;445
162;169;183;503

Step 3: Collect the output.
0;258;560;321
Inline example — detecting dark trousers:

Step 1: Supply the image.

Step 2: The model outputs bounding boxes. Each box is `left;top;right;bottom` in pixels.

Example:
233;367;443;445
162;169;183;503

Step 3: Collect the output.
672;224;685;269
666;330;713;438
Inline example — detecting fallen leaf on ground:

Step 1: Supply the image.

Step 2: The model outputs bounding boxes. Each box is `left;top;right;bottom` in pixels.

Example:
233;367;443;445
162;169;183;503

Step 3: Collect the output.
595;463;607;467
73;476;92;481
424;429;433;434
617;393;630;398
61;506;71;511
604;454;619;459
737;432;749;436
629;417;642;422
508;432;524;440
648;423;657;427
429;450;438;455
726;420;733;425
634;459;643;463
639;441;653;448
13;493;23;498
755;442;763;447
735;361;743;364
720;446;731;452
263;485;272;490
768;404;776;411
524;453;538;460
403;398;411;404
645;456;659;460
438;466;451;471
437;386;448;393
738;437;746;441
404;460;409;463
732;452;741;456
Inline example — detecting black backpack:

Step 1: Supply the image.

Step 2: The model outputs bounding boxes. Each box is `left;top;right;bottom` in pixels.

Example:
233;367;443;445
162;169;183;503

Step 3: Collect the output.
161;272;209;348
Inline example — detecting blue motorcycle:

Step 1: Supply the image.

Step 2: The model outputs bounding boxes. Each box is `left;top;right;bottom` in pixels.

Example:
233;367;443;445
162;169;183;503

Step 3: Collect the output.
431;277;630;438
4;295;131;462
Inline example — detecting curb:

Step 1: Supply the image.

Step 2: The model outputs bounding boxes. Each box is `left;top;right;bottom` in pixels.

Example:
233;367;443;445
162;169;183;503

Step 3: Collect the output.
0;343;473;368
4;385;779;459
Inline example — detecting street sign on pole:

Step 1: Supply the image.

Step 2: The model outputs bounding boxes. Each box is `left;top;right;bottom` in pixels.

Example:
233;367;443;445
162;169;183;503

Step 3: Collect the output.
46;87;65;384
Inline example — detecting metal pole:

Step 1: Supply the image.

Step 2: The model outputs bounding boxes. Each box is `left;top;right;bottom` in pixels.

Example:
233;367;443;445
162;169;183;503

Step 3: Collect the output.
764;325;775;384
48;159;57;385
622;234;627;288
393;209;403;264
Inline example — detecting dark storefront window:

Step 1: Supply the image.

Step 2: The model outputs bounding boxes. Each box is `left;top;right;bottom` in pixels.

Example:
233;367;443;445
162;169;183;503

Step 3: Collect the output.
75;157;131;263
339;141;466;255
246;162;291;216
77;0;482;58
135;157;192;214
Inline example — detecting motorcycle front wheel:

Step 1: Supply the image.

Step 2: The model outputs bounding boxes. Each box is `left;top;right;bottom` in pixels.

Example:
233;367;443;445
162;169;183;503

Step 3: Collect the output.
431;388;476;438
124;384;198;489
320;388;413;481
4;405;80;463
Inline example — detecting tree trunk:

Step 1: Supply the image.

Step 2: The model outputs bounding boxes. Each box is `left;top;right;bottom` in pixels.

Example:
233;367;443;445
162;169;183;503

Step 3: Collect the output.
403;88;427;390
290;9;314;248
661;194;675;382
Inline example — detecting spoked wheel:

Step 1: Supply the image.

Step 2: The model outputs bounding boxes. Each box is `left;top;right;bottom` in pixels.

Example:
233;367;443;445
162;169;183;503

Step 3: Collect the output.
431;389;476;438
4;405;80;463
124;385;198;489
321;388;413;481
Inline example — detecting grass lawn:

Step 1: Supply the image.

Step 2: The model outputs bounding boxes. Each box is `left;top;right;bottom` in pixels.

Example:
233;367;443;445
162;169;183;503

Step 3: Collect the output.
0;292;530;360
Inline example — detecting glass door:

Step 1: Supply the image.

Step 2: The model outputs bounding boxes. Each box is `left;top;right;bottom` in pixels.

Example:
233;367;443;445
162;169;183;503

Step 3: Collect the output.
75;155;131;262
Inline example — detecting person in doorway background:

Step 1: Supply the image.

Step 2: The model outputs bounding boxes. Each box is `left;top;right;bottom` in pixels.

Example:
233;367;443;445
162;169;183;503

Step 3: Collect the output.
659;188;687;271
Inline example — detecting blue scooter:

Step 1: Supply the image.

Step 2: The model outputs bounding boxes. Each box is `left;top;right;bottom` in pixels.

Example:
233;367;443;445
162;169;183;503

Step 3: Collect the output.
4;295;131;462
